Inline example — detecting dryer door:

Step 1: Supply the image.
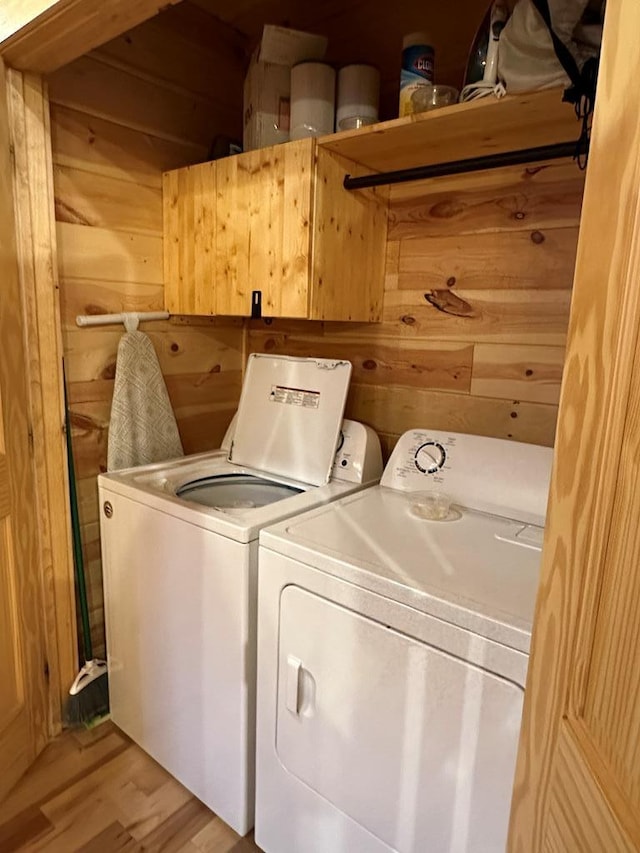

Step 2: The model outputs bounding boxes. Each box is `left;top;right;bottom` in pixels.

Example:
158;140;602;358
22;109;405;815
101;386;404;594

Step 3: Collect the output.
276;586;524;853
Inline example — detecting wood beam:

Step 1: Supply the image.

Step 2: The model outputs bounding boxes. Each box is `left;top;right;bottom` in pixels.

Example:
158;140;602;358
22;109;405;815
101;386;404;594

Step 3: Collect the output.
6;69;77;728
0;56;50;789
0;2;60;41
0;0;182;74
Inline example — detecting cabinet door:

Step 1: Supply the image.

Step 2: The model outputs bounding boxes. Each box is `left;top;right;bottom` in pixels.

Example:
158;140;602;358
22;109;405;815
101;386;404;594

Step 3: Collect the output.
215;139;314;318
163;161;216;315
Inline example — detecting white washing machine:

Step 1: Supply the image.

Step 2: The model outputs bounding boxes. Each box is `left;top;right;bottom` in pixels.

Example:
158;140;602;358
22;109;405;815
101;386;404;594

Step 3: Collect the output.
255;428;553;853
98;354;382;836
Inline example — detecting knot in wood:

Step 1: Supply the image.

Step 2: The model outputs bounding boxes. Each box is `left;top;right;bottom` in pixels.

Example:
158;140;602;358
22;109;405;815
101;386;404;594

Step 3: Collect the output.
101;362;117;380
424;290;475;318
429;200;466;220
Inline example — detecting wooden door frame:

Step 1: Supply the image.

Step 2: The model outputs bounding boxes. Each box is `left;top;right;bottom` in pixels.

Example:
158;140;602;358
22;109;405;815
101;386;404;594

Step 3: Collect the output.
0;0;180;73
0;0;185;744
6;68;77;733
508;0;640;847
0;56;51;797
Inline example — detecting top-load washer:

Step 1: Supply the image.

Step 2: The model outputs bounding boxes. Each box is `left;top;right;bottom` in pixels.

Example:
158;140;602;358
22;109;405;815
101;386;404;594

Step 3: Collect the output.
98;354;382;836
255;428;553;853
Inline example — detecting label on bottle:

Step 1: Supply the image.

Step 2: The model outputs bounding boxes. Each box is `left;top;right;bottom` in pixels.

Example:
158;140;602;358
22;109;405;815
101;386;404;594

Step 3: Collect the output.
399;43;435;117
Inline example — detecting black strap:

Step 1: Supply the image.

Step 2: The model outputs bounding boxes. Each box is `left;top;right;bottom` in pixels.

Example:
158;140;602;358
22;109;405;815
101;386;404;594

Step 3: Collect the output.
531;0;583;90
531;0;599;169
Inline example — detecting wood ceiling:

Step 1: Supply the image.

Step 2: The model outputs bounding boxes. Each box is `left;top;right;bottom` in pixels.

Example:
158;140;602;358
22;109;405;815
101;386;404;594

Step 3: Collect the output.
189;0;493;120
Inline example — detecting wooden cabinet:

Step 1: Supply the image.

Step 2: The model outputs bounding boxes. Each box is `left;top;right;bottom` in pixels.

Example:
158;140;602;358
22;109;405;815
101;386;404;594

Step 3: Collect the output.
164;89;581;322
163;138;388;321
215;139;314;318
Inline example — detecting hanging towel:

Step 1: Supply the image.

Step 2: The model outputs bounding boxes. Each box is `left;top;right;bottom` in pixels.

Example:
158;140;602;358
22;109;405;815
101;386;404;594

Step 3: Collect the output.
107;326;184;471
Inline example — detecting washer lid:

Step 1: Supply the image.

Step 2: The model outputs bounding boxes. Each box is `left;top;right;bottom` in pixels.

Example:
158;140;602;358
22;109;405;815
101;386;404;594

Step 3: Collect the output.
229;354;352;486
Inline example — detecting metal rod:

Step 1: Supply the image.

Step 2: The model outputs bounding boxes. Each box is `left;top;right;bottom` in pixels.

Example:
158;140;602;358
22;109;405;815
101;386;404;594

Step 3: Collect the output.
343;141;580;190
75;311;170;327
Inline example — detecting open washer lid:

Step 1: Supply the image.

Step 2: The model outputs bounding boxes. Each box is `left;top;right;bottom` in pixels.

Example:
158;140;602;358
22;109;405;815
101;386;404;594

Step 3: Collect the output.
229;354;351;486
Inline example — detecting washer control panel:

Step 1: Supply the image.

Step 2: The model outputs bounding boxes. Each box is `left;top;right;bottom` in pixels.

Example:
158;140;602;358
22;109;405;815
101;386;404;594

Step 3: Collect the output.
331;420;383;484
221;413;383;485
380;428;554;524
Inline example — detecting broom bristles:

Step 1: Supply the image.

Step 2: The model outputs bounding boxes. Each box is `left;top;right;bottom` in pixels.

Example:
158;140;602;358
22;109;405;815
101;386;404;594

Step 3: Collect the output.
64;660;109;728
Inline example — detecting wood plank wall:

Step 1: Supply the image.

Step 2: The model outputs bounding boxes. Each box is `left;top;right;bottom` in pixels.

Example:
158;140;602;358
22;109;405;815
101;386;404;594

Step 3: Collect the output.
47;3;247;656
249;158;586;458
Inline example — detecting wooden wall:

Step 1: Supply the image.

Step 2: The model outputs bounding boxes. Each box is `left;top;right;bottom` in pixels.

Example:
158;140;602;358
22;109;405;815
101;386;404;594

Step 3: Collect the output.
249;158;585;457
48;3;247;656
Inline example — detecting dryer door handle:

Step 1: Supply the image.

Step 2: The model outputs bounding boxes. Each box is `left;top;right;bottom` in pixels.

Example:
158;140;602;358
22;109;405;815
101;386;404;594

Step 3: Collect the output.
285;655;303;714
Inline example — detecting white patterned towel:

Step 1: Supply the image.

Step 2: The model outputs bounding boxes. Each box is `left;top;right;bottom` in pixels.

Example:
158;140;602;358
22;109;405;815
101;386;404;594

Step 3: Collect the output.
107;330;184;471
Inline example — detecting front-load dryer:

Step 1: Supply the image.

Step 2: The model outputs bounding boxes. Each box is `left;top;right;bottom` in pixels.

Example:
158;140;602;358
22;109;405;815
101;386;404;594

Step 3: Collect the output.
98;354;382;836
255;428;553;853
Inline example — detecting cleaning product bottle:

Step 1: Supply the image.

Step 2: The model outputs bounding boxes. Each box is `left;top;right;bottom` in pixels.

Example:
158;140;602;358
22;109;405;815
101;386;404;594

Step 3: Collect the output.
399;32;435;117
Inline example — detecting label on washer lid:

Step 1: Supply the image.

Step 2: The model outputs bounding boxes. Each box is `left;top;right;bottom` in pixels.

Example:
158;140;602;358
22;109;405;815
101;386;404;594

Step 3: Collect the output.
231;354;351;486
271;385;320;408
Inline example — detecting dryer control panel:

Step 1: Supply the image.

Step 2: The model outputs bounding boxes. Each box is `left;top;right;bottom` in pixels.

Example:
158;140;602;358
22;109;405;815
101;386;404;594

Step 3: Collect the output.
381;429;553;524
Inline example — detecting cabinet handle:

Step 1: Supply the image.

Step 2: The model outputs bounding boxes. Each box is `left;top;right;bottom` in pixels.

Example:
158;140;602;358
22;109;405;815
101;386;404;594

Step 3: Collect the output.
285;655;302;714
251;290;262;318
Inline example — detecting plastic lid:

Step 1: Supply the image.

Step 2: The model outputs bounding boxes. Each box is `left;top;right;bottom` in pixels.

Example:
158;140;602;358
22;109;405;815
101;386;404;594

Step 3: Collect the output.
229;354;352;486
403;32;432;49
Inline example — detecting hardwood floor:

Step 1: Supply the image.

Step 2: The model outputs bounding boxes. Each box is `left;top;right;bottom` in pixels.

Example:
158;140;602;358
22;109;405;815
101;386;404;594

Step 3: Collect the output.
0;722;261;852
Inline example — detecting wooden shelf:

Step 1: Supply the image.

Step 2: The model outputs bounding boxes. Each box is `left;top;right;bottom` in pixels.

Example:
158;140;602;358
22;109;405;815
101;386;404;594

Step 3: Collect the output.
318;88;579;174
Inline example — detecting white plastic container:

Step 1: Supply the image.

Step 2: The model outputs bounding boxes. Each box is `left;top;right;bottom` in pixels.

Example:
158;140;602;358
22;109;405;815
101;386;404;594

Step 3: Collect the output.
243;26;327;151
290;62;336;140
336;64;380;131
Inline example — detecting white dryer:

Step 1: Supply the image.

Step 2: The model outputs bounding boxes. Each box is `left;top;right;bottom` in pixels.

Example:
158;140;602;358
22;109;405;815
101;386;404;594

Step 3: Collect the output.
255;428;553;853
98;354;382;836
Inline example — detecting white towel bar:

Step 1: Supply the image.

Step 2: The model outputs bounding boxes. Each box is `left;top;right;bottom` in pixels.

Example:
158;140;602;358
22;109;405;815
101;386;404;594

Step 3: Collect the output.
75;311;169;328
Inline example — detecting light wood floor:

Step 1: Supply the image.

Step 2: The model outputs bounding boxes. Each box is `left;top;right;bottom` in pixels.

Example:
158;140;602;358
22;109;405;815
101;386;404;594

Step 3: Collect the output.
0;721;261;852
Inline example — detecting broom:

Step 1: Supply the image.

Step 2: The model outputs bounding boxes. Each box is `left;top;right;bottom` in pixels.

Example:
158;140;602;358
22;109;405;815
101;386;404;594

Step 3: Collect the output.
63;367;109;727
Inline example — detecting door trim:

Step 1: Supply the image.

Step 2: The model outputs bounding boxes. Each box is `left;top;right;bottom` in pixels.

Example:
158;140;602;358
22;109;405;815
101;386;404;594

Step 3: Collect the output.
5;67;77;730
0;0;180;73
508;0;640;847
0;55;50;795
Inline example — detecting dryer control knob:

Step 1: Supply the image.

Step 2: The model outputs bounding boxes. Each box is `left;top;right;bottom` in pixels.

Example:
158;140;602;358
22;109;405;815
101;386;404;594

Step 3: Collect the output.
414;441;446;474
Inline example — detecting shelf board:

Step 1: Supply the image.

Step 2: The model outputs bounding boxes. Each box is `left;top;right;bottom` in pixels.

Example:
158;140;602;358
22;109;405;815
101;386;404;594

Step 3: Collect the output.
318;88;579;174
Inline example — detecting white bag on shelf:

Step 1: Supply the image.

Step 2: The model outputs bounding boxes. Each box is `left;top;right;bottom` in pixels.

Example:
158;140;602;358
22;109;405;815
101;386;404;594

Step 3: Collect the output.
498;0;603;93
